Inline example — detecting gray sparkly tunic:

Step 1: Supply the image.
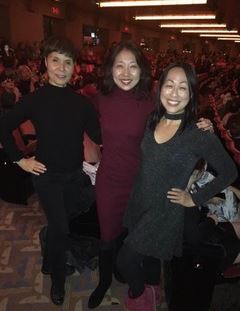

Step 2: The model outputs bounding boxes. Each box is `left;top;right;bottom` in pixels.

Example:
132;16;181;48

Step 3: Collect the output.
123;122;237;260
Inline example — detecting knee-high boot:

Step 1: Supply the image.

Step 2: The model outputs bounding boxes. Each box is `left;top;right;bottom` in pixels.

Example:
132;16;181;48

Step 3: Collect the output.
88;245;114;309
113;230;128;283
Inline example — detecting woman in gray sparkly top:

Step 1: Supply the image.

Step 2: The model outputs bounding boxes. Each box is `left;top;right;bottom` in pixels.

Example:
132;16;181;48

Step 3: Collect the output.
116;62;238;311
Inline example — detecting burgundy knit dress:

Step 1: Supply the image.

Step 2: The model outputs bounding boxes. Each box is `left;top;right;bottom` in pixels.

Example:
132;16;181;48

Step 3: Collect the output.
94;87;154;241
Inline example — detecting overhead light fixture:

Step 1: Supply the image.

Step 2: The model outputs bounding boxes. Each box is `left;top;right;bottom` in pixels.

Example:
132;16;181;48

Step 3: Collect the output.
97;0;207;7
217;38;240;41
200;34;240;37
234;40;240;43
135;14;216;20
181;30;238;33
160;23;226;28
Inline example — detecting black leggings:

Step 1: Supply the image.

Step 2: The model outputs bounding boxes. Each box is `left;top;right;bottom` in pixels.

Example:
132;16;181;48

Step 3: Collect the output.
117;244;161;298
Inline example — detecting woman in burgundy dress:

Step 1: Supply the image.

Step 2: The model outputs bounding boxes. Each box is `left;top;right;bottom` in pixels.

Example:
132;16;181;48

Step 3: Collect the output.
88;41;213;309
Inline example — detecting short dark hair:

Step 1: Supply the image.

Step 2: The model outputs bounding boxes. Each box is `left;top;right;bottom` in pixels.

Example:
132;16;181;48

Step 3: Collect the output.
43;36;77;62
149;62;198;132
101;40;152;99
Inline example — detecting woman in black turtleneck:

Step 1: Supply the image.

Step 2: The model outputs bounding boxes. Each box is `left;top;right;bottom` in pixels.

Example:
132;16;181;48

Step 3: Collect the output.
116;62;238;311
0;37;101;306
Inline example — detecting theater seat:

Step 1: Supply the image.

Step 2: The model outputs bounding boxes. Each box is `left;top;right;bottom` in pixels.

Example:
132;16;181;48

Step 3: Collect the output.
164;242;225;311
0;150;34;205
0;128;35;205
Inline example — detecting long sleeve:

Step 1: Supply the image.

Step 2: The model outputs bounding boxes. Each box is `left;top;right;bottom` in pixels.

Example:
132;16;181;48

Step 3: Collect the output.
1;84;103;172
0;98;32;161
191;131;238;207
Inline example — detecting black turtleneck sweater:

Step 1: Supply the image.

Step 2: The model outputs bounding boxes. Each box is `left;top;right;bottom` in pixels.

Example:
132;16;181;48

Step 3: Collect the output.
0;84;101;172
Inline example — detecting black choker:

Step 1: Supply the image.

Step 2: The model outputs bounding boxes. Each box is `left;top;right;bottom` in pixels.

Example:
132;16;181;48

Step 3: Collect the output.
163;112;184;120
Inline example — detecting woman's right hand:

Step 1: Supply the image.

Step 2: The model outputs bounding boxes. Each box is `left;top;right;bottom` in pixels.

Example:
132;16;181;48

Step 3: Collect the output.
16;156;47;175
167;188;195;207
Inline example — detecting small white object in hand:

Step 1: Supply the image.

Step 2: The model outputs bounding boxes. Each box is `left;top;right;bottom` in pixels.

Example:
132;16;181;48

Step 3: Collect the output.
83;161;99;185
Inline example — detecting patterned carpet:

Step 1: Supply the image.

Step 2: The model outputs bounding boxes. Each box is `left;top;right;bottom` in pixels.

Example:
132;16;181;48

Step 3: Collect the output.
0;195;170;311
0;190;239;311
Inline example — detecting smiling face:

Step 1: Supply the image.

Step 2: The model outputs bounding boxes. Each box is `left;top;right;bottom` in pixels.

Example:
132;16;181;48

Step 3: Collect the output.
112;49;141;91
45;52;74;87
160;66;190;115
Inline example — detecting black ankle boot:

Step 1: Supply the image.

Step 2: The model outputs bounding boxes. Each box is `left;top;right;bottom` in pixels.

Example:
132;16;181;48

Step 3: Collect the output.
50;279;65;306
88;248;114;309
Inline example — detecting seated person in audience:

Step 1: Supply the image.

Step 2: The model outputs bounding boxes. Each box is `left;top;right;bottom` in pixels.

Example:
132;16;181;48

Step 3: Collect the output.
0;72;21;113
0;71;36;144
225;111;240;150
17;64;39;95
1;43;16;68
80;73;98;98
222;99;240;126
184;160;240;269
0;60;6;83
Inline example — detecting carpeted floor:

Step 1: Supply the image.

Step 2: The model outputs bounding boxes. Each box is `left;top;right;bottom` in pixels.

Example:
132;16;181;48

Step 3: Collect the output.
0;195;170;311
0;194;239;311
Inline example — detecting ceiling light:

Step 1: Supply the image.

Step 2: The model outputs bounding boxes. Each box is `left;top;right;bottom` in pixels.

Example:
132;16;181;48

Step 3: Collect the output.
160;23;226;28
135;14;216;20
181;30;238;33
217;38;240;41
97;0;207;7
200;34;240;37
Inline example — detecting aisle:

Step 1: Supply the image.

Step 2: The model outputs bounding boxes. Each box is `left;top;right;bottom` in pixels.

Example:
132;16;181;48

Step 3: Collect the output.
0;196;169;311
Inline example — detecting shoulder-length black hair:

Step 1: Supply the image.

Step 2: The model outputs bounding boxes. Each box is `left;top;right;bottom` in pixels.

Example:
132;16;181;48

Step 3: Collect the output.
43;36;77;62
101;40;152;99
149;62;198;132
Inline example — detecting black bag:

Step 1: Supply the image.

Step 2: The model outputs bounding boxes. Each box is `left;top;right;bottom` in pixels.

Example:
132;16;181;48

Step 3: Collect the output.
67;234;99;272
69;169;96;216
39;224;100;273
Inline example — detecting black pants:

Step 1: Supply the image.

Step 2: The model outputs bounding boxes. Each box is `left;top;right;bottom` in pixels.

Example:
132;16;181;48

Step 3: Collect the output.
117;244;161;297
33;167;93;283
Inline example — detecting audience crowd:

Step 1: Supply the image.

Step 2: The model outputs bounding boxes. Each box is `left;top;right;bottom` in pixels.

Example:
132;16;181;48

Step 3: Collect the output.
0;38;240;310
0;40;240;164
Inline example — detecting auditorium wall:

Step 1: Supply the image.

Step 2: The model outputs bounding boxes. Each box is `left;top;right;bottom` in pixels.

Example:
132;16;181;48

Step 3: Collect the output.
0;0;239;56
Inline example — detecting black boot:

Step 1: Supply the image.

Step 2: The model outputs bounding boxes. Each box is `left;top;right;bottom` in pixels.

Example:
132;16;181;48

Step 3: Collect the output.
113;230;128;284
88;247;114;309
50;277;65;306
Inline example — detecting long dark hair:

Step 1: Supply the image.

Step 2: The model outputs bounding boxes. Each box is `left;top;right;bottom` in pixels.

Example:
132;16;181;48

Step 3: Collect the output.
101;41;152;99
149;62;198;132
